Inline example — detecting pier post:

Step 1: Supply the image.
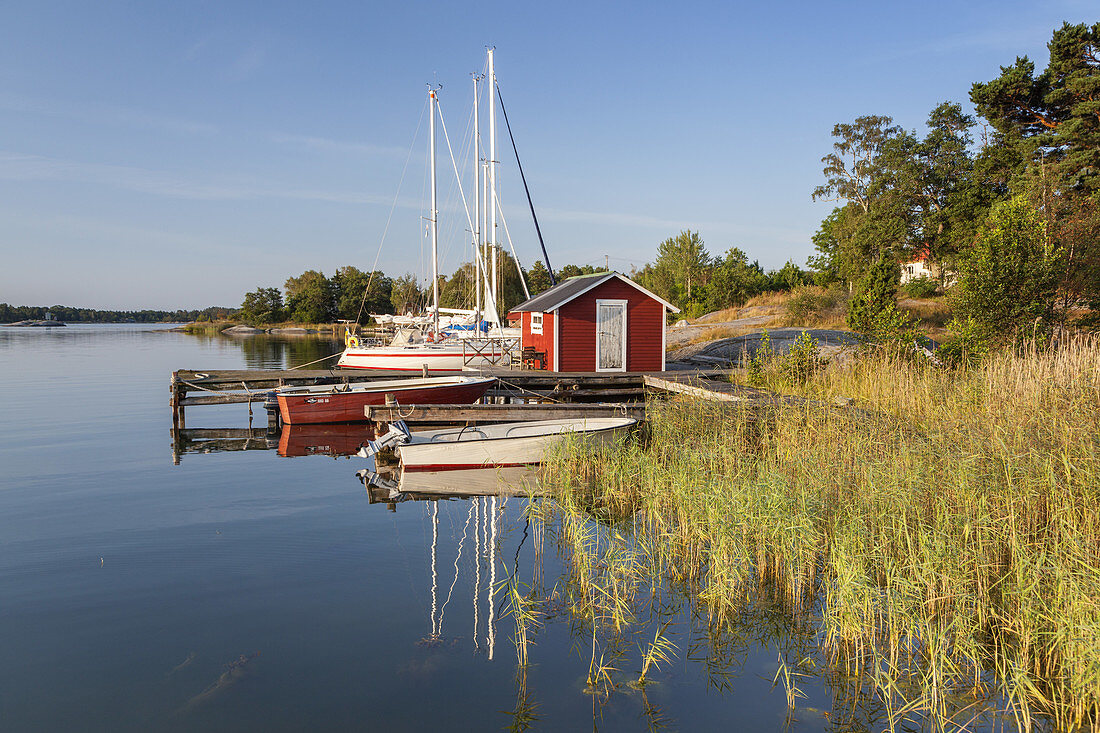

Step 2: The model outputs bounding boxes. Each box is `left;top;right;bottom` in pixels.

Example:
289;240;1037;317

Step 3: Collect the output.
170;371;181;429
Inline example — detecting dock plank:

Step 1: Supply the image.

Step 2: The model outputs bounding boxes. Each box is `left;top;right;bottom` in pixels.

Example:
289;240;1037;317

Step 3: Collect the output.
643;375;748;402
361;403;645;424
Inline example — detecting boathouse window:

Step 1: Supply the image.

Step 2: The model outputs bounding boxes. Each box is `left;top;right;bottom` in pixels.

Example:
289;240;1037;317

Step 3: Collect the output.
531;312;543;335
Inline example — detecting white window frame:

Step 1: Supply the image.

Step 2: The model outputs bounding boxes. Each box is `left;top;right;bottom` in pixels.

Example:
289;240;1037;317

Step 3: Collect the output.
595;299;628;372
530;312;543;335
552;309;560;371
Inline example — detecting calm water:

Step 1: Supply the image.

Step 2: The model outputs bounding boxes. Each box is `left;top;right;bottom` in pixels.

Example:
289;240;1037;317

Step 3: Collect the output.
0;325;841;732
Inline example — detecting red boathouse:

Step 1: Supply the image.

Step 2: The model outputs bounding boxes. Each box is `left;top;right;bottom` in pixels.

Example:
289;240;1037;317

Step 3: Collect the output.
508;272;680;372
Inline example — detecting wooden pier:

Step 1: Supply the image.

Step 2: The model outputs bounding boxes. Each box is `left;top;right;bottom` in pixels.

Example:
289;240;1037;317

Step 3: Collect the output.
169;368;736;423
168;366;742;463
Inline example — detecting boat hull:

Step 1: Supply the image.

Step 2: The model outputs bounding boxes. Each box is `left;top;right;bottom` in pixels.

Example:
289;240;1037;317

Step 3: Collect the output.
396;417;636;470
336;343;506;372
277;376;495;425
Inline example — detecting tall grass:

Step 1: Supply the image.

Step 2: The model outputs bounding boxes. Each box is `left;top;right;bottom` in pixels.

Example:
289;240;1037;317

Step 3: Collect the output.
543;336;1100;730
177;320;234;335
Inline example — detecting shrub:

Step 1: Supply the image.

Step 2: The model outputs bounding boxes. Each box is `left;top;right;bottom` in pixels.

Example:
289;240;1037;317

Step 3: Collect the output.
937;317;992;368
783;330;820;385
951;195;1062;340
746;329;774;386
902;277;939;299
847;258;900;334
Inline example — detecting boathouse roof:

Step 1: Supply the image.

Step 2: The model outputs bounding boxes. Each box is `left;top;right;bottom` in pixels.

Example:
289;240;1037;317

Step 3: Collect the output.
509;272;680;314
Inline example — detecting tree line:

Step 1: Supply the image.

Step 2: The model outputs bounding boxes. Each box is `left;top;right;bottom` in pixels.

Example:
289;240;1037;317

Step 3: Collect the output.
0;303;233;323
15;23;1092;340
808;21;1100;340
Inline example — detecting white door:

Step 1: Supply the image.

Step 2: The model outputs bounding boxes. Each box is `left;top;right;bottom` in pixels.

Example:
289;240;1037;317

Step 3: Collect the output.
596;300;627;372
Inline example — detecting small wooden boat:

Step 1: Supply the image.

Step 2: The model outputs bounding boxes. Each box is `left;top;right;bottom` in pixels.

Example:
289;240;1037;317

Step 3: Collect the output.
275;375;495;425
361;417;637;470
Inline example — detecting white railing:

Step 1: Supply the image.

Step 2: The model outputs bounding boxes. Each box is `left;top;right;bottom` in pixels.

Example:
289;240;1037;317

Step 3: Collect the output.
462;336;521;368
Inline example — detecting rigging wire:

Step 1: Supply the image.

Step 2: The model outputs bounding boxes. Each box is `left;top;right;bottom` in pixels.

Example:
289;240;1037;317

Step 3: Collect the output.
354;98;429;326
495;79;556;286
437;98;503;327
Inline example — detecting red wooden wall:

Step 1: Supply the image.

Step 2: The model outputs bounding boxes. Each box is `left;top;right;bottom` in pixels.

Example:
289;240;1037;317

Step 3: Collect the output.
556;279;664;372
520;310;555;369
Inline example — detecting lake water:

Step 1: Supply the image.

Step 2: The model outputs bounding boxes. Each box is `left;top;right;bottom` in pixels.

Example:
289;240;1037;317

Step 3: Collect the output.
0;324;845;731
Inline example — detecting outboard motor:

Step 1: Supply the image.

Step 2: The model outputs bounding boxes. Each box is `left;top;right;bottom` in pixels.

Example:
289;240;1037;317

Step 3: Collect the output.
263;391;280;431
357;420;412;458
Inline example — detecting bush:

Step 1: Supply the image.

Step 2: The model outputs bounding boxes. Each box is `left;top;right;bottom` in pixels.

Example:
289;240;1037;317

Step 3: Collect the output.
783;286;846;327
784;288;826;322
783;330;821;385
902;277;939;299
951;195;1062;340
746;329;774;386
937;317;992;368
847;258;900;334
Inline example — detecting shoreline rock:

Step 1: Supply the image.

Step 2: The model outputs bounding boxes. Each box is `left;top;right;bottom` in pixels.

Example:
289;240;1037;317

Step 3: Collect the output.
221;325;269;335
3;320;67;327
667;328;863;369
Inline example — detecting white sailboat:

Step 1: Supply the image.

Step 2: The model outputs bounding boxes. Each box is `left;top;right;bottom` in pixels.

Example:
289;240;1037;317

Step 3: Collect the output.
338;50;521;373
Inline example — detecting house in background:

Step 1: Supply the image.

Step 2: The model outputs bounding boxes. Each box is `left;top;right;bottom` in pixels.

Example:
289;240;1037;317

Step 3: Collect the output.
900;248;954;287
508;272;680;372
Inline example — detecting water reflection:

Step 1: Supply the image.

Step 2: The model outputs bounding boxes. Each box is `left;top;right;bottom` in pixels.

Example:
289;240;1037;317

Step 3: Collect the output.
360;465;540;503
228;333;344;370
173;423;375;460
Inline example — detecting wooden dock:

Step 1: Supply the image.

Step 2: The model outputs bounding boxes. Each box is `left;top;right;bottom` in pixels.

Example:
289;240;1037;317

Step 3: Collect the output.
169;368;736;423
169;366;748;463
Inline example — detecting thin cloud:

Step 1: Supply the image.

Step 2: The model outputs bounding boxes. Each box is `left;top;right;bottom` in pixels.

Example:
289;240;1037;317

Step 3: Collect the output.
0;150;405;206
0;91;217;136
882;21;1059;63
540;205;808;244
227;36;272;82
270;133;410;158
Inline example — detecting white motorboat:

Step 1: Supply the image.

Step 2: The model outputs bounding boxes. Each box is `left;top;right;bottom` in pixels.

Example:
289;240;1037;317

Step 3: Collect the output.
359;417;637;470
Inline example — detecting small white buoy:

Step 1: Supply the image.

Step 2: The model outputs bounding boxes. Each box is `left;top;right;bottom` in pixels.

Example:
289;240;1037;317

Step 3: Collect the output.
100;557;104;567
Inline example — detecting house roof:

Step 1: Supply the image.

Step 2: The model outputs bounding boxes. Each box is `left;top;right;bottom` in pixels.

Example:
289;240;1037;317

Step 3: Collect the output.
509;271;680;314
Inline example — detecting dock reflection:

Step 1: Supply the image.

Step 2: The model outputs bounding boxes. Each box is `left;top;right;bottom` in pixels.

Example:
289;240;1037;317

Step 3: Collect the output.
172;423;376;461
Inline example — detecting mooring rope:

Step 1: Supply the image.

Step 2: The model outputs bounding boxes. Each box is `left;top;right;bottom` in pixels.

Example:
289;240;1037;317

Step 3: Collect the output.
179;379;241;397
288;351;344;370
493;376;567;404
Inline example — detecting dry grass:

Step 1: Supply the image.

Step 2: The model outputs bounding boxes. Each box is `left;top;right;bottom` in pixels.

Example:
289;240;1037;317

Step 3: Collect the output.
744;291;797;308
681;324;772;346
544;335;1100;730
177;321;235;335
899;297;953;334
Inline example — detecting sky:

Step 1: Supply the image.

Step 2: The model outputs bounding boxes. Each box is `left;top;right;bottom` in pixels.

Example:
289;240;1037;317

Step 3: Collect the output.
0;0;1094;310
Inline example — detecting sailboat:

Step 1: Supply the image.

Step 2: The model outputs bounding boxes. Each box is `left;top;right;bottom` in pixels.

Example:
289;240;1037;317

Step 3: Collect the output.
338;50;521;373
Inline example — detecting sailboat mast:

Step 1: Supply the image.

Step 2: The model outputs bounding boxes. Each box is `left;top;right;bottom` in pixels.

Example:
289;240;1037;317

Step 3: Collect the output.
488;48;498;320
429;87;440;336
472;74;481;323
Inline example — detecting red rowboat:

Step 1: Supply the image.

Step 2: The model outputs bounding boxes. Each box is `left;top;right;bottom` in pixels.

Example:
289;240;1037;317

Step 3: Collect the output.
276;376;496;425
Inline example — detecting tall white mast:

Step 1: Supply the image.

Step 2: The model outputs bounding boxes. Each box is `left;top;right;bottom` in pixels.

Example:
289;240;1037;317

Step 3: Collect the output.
429;87;440;336
482;160;490;321
488;48;498;320
472;74;481;323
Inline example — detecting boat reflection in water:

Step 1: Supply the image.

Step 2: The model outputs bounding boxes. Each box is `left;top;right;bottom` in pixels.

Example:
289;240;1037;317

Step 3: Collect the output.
358;466;540;663
277;423;376;458
358;464;540;504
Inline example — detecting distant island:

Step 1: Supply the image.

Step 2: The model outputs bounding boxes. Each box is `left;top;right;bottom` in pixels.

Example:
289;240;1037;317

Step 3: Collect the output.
0;304;234;324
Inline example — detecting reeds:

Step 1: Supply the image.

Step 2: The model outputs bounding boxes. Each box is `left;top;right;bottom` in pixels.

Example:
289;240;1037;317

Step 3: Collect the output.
543;335;1100;730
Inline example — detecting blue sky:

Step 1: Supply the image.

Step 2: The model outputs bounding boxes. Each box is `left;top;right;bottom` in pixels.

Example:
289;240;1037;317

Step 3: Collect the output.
0;0;1093;309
